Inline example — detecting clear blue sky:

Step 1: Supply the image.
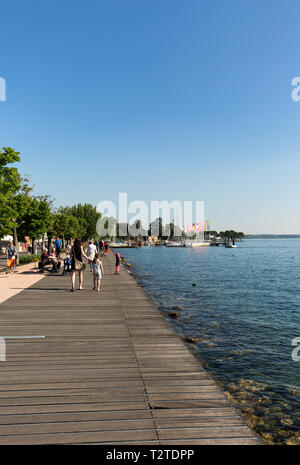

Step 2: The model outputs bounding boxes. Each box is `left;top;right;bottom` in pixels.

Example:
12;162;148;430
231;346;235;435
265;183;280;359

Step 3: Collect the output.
1;0;300;234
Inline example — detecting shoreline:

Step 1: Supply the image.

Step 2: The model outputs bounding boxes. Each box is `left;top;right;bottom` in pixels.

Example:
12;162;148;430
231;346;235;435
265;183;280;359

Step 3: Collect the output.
116;244;300;445
119;253;262;444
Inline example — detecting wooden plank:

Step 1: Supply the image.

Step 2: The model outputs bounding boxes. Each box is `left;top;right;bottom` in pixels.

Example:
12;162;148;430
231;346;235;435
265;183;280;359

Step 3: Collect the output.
0;410;152;425
0;429;158;445
0;387;145;398
0;393;148;406
0;401;150;415
152;407;239;419
159;438;260;445
0;380;145;391
158;426;256;440
155;417;244;428
0;419;154;436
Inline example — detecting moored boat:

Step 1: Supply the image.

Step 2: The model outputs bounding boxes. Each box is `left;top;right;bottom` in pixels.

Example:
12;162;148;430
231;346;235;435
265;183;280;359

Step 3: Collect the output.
164;240;182;247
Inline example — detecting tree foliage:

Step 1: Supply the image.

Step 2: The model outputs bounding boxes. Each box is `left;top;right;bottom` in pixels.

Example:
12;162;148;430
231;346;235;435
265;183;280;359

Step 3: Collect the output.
52;213;80;240
59;203;101;240
0;147;21;238
219;230;245;244
17;196;53;242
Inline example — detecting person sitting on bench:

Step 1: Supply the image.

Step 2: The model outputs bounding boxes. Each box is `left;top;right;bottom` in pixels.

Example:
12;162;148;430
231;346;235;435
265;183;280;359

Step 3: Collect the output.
39;249;50;272
49;247;59;273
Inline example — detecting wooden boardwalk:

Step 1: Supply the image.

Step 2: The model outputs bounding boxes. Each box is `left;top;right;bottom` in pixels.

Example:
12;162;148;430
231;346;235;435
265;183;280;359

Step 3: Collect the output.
0;253;260;445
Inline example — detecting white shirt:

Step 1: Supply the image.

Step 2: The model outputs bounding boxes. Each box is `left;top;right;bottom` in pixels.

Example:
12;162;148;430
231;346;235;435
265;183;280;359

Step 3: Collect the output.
87;243;97;260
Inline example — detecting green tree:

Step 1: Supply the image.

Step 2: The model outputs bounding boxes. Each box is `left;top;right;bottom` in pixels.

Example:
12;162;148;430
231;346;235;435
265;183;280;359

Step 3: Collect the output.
149;217;163;239
220;230;244;245
0;147;21;241
59;203;101;240
52;213;80;244
219;231;230;244
17;196;53;254
223;230;232;245
11;176;34;246
128;219;148;240
163;222;174;239
99;216;117;239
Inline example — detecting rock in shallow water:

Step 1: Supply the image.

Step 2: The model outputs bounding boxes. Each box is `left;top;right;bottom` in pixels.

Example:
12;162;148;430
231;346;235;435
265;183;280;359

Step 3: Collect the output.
184;336;199;344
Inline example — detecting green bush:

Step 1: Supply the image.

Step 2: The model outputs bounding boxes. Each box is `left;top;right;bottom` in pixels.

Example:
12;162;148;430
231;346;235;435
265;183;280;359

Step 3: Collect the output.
18;254;40;265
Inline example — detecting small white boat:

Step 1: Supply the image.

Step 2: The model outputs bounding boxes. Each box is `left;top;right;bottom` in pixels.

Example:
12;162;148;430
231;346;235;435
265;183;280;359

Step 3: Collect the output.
184;240;209;248
165;241;182;247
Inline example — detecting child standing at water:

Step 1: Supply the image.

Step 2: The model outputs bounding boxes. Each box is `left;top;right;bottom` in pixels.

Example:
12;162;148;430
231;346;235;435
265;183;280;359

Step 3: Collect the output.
92;253;104;291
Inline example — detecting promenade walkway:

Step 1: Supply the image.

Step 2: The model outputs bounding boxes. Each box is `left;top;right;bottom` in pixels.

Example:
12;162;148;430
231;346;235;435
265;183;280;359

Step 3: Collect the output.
0;253;260;445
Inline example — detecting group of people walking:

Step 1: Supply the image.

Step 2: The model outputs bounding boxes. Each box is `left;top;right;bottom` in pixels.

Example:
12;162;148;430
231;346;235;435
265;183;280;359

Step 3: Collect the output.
68;239;121;292
69;238;105;292
7;236;119;293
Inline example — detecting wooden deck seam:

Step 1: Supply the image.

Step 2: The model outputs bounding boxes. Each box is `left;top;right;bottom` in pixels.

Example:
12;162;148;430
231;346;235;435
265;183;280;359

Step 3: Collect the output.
110;260;161;444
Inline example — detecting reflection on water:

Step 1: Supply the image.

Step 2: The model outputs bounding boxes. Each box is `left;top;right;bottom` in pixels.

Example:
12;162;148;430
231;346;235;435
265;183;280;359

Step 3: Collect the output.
118;239;300;444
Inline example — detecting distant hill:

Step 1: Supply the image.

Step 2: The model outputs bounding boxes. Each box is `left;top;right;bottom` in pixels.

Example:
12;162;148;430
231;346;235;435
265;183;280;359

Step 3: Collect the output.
245;234;300;239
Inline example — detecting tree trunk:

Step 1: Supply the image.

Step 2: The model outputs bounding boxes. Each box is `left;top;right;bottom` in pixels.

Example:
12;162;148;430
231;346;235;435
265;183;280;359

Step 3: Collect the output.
41;233;46;251
48;235;52;252
12;228;19;264
12;227;18;247
32;239;37;255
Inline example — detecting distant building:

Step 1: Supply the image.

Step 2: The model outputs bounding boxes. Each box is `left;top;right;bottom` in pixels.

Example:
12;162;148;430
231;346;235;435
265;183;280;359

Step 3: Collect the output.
148;236;159;245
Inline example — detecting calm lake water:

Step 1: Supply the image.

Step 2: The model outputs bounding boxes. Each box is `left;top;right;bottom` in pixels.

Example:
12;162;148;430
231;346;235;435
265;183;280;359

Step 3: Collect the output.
117;239;300;444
